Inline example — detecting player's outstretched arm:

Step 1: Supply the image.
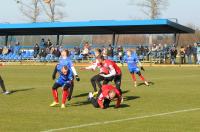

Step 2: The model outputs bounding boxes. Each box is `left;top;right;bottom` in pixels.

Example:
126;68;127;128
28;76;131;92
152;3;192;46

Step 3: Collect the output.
71;66;80;81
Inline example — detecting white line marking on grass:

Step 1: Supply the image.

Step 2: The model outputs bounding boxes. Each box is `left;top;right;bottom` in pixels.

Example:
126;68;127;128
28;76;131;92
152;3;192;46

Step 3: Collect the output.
41;107;200;132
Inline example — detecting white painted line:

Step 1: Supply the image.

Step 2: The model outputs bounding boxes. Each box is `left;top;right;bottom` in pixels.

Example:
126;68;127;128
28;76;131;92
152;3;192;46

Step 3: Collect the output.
41;107;200;132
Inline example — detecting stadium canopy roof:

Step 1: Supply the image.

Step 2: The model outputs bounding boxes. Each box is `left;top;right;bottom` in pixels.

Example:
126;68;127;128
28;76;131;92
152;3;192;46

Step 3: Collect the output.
0;19;195;36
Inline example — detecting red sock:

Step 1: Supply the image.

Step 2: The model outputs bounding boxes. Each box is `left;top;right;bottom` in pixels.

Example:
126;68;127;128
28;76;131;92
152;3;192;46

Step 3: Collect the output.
62;89;69;104
52;89;58;103
139;75;145;81
131;74;136;81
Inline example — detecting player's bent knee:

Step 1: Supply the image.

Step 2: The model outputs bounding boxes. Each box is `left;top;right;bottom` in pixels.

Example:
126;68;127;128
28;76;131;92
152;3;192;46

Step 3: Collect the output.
137;71;141;76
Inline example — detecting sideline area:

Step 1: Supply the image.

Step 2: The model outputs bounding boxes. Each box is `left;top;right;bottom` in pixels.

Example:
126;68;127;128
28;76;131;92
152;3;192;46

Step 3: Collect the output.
1;62;200;67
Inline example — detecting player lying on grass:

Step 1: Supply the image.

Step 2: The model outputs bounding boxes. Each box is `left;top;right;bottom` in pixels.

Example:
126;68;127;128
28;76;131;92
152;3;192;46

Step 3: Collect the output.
88;84;122;109
80;49;109;96
0;75;10;95
125;49;149;87
97;55;122;94
50;65;73;108
52;49;80;101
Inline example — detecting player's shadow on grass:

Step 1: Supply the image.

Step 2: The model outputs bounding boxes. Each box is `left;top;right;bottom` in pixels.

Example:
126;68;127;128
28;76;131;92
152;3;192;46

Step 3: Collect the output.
122;90;130;94
123;96;140;102
70;100;91;106
109;104;130;109
73;93;88;98
10;88;35;94
137;81;155;87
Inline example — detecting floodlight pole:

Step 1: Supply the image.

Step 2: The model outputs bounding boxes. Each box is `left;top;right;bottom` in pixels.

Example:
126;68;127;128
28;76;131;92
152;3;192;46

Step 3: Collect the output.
112;33;116;48
56;34;60;45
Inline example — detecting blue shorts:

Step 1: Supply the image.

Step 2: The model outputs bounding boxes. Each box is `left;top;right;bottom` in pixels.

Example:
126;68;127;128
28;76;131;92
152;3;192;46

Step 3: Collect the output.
129;67;140;73
56;78;71;88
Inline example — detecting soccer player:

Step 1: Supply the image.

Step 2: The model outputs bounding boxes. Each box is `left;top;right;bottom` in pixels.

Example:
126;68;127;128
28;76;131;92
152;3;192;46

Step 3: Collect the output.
97;55;122;93
88;84;122;109
52;49;80;101
80;49;109;96
125;49;149;87
50;65;73;108
0;75;10;95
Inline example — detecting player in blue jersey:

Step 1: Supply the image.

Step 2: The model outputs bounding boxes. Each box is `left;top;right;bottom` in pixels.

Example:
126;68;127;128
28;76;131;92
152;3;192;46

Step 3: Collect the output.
125;50;149;87
52;49;80;101
50;65;73;108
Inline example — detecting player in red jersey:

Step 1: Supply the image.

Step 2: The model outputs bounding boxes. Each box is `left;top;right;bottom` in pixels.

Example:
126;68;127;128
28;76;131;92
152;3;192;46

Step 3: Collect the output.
80;49;109;96
96;55;122;93
88;84;122;109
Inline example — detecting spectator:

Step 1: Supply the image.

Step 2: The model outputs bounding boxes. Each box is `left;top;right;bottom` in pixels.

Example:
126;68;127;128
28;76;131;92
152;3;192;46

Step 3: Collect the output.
197;43;200;64
33;43;40;58
52;47;61;58
0;47;3;55
117;45;124;63
81;42;90;59
13;42;21;55
47;39;53;49
151;44;158;59
170;46;177;64
163;44;169;64
39;38;46;48
2;46;9;55
107;44;114;59
185;45;192;64
192;43;197;64
102;47;108;59
74;46;80;55
179;46;186;64
39;48;47;59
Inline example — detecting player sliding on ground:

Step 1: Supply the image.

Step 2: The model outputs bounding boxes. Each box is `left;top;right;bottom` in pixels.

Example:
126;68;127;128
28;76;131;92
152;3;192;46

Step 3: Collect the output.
125;49;149;87
50;66;73;109
88;84;122;109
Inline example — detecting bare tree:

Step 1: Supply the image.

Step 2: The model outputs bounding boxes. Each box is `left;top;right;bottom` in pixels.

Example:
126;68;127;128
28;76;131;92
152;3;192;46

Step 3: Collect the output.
16;0;40;22
132;0;169;46
39;0;65;22
138;0;169;19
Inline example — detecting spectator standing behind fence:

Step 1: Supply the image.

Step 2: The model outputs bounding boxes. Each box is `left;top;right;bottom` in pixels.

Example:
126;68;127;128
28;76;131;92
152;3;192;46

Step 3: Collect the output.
107;44;114;59
13;42;21;55
102;47;108;59
170;46;177;64
163;44;169;64
192;43;197;64
33;43;40;58
39;38;46;49
117;45;124;63
0;47;3;55
180;46;186;64
47;39;53;49
151;44;158;59
185;45;192;64
81;42;90;59
197;43;200;64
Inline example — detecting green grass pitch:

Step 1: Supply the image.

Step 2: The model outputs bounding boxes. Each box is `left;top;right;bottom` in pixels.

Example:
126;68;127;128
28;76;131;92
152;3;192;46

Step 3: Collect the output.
0;65;200;132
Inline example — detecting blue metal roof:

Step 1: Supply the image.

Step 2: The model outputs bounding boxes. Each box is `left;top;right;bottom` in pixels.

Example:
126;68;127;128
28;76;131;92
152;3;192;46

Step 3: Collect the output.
0;19;194;35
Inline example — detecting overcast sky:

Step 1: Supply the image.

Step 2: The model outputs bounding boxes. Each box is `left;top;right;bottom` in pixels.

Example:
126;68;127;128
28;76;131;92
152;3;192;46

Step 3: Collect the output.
0;0;199;28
